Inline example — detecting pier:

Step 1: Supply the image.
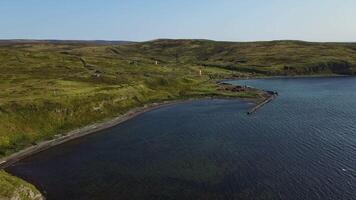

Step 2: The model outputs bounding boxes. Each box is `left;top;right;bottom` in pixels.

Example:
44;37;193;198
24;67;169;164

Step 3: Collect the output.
247;91;278;115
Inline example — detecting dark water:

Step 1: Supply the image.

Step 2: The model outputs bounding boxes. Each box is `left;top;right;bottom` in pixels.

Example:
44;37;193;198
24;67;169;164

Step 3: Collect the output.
6;77;356;200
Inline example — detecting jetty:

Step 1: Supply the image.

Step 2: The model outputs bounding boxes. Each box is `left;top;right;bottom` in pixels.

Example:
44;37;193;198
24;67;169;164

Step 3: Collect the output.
247;90;278;115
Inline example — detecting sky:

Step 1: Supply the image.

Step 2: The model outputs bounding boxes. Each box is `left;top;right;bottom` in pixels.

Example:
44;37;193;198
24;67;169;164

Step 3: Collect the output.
1;0;356;42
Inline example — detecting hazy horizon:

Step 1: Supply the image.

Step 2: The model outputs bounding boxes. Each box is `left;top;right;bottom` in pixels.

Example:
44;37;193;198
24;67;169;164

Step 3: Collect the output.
2;38;356;43
1;0;356;42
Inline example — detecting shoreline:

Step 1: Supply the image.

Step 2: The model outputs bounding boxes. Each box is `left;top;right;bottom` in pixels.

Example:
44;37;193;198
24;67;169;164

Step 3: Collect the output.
0;75;285;169
0;98;210;169
241;74;352;80
1;74;351;169
218;74;353;83
217;81;278;115
3;74;344;198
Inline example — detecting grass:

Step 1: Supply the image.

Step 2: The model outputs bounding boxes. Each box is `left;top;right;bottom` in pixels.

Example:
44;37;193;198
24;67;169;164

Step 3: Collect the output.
0;40;266;158
0;39;355;198
0;170;42;200
1;39;356;157
124;39;356;75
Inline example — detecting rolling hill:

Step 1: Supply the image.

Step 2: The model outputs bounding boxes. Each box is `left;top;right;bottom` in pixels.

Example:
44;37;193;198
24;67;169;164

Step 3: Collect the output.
0;39;355;199
1;39;356;157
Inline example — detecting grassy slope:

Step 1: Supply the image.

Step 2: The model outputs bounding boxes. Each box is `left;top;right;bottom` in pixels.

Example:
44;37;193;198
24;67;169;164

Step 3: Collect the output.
1;39;356;158
0;170;43;200
0;41;264;158
126;39;356;75
0;39;355;198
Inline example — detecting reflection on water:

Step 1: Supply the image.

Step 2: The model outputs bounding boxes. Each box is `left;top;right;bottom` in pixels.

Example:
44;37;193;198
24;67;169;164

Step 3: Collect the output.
6;77;356;200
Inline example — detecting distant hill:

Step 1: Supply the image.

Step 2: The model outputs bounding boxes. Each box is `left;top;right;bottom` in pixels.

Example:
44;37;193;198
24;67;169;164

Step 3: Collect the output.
116;39;356;75
0;39;133;45
1;39;355;75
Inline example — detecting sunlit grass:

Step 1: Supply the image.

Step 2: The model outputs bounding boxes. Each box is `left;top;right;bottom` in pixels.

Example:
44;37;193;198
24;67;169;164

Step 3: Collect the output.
0;41;262;157
1;39;355;199
0;170;42;200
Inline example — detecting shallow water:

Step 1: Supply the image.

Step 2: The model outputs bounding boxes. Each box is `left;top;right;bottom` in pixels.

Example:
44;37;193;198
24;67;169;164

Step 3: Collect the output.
6;77;356;200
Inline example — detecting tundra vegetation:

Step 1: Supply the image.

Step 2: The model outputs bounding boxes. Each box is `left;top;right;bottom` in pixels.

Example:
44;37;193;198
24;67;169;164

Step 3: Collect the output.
0;170;43;200
0;39;355;198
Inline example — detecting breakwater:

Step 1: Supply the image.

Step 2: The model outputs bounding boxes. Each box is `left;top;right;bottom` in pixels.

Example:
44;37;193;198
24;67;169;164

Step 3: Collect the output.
247;91;278;115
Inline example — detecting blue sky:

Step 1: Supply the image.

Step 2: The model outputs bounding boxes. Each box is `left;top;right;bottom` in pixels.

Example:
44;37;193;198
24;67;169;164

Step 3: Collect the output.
1;0;355;42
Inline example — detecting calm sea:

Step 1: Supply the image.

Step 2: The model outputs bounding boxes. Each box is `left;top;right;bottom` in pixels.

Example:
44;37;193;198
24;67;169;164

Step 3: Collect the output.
6;77;356;200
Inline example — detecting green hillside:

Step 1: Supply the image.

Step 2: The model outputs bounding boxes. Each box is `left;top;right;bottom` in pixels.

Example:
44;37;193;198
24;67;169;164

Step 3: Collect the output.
122;39;356;75
0;40;256;158
0;170;43;200
0;39;355;199
1;39;356;158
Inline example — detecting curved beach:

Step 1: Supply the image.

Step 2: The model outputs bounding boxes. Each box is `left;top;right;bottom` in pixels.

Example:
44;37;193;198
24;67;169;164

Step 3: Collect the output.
6;76;356;200
0;99;198;169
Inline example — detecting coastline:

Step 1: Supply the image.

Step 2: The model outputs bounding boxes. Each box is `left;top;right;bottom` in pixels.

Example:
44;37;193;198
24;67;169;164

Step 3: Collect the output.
234;74;352;81
0;77;277;199
0;98;200;169
0;94;262;200
2;75;351;169
2;74;347;198
217;74;353;84
1;96;247;169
